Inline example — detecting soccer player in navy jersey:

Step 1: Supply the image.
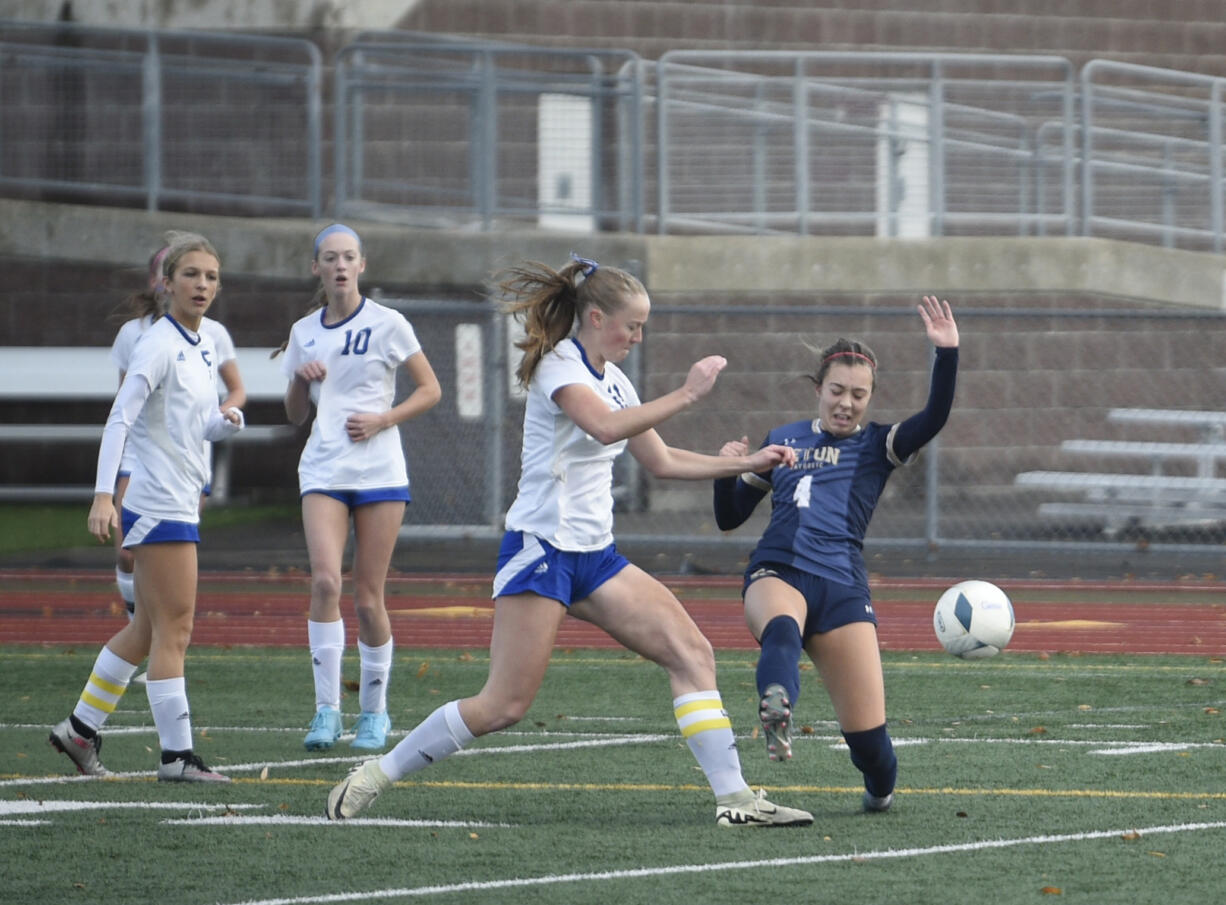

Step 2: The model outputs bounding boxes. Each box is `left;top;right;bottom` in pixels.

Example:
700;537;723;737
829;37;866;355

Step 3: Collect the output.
713;295;959;813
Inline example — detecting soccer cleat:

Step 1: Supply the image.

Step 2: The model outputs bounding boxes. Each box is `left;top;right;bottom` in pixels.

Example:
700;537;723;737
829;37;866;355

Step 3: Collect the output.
863;790;895;813
715;788;813;828
157;751;231;783
325;758;392;820
350;710;391;750
758;683;793;762
304;706;343;750
49;717;110;776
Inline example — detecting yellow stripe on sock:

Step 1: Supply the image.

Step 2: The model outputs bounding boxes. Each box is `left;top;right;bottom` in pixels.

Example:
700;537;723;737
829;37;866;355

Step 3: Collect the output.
89;672;126;696
678;716;733;737
673;698;721;720
80;690;118;714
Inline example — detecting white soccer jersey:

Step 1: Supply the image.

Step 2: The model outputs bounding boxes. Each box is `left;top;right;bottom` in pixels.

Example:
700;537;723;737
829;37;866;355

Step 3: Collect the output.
281;298;423;492
504;337;641;551
103;315;226;523
111;314;238;475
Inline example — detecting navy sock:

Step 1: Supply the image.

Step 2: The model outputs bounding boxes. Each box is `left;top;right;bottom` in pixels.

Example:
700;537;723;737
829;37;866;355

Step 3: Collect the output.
756;615;803;705
843;724;897;797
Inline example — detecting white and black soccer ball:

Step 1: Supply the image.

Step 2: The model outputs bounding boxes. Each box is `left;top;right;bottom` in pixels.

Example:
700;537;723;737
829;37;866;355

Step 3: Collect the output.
933;579;1015;659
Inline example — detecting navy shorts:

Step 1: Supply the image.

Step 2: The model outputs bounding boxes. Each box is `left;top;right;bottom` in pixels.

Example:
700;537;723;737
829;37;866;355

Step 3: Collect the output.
121;507;200;548
303;486;411;509
743;561;877;638
492;531;629;606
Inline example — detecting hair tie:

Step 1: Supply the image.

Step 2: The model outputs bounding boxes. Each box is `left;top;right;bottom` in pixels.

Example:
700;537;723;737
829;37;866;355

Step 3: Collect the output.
822;350;875;368
313;223;362;256
569;252;599;277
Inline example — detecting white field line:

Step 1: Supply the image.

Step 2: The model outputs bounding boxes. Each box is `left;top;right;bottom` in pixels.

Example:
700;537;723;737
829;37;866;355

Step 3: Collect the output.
6;726;1222;791
218;820;1226;905
0;800;264;816
164;815;515;828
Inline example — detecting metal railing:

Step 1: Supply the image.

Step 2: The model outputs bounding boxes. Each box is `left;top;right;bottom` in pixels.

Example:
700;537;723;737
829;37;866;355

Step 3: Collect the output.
0;19;322;216
9;24;1226;253
653;51;1077;238
333;38;644;232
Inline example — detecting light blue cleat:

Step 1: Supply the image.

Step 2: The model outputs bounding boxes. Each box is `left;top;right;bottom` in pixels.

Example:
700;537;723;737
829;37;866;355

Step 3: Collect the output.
350;711;391;750
304;706;343;750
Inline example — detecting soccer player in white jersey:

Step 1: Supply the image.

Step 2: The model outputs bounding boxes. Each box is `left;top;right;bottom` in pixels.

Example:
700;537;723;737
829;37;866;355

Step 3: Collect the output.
279;224;441;752
109;245;246;621
714;296;959;813
326;255;814;828
49;232;245;781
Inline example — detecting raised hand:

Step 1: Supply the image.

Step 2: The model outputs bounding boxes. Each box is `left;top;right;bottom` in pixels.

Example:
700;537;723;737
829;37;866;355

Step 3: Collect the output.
918;295;958;348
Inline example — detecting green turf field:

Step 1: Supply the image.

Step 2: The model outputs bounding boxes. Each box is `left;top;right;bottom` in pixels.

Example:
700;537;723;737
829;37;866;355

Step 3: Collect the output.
3;645;1224;905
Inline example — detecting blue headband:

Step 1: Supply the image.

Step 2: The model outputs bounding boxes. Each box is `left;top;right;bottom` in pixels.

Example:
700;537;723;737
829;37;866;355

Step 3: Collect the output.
570;252;599;277
314;223;362;256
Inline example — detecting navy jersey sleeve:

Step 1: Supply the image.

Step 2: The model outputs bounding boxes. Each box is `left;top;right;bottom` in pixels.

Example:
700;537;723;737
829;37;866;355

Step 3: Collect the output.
891;346;958;460
713;436;772;530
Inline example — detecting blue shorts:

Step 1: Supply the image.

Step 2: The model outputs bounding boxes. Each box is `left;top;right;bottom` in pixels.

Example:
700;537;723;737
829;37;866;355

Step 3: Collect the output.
743;562;877;637
492;531;629;606
121;507;201;548
303;486;411;509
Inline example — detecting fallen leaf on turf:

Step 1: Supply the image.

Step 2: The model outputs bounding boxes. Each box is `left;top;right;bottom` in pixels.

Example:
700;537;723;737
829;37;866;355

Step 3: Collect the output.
1078;704;1092;711
751;726;760;739
458;652;473;661
1186;677;1210;686
1029;726;1048;734
1122;830;1142;841
1040;887;1062;895
801;725;814;735
416;662;430;678
1147;851;1166;858
1205;707;1220;714
259;766;269;780
468;833;479;840
343;680;360;692
956;811;968;818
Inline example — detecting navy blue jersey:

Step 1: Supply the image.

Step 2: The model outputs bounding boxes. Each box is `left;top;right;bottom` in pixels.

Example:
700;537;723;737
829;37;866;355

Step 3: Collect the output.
715;347;958;593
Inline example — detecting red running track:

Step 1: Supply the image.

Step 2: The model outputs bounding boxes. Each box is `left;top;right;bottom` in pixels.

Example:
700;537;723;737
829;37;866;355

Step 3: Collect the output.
1;571;1224;657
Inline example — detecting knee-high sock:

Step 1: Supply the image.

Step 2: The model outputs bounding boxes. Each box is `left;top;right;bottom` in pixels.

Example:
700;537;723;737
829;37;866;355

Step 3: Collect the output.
380;700;474;781
843;723;897;797
756;615;803;704
674;690;746;798
308;619;345;711
146;676;193;754
71;646;139;733
358;638;393;714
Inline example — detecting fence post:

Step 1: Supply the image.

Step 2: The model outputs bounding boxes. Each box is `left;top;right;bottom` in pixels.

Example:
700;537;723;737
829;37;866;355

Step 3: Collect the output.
141;32;161;212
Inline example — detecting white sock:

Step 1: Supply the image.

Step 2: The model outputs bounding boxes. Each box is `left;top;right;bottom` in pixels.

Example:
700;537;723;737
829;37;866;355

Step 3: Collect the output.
674;690;747;799
308;619;345;712
380;700;474;781
358;638;393;713
72;646;140;732
115;567;135;619
145;676;192;753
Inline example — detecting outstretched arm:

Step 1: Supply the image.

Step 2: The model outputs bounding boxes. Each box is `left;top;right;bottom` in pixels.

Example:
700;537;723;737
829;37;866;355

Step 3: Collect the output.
893;296;959;460
554;355;728;446
627;429;796;480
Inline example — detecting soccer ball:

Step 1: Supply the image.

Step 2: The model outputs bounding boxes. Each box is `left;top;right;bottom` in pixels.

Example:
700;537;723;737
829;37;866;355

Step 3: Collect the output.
933;579;1015;659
